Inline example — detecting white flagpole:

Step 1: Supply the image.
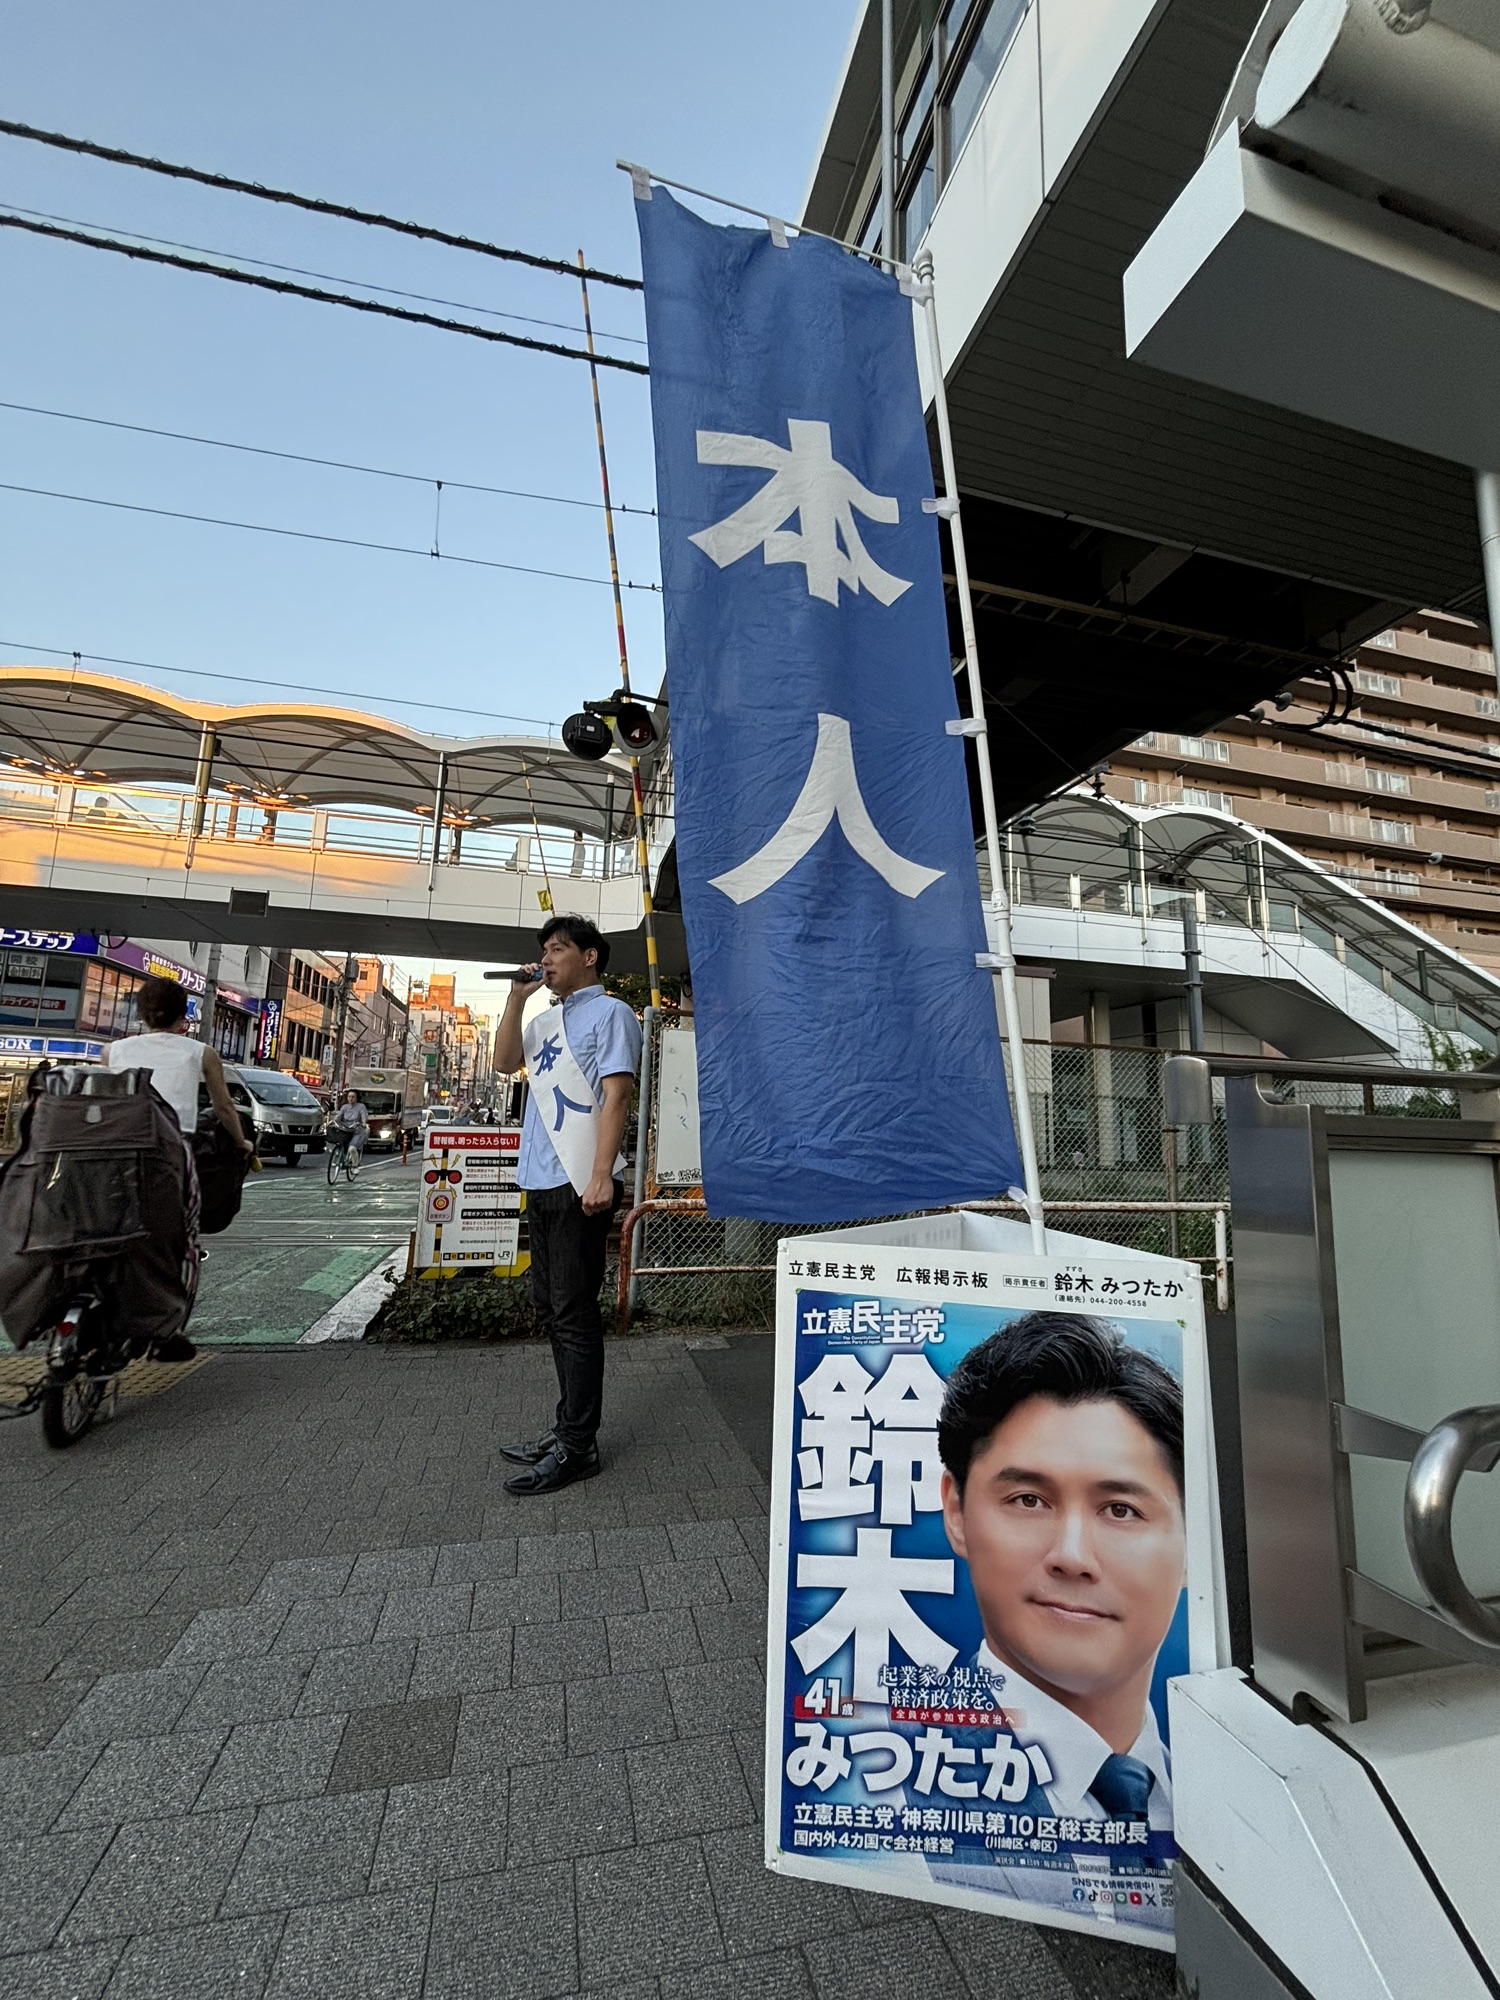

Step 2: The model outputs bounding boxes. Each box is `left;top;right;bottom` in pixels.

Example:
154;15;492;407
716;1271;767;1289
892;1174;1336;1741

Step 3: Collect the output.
911;248;1047;1254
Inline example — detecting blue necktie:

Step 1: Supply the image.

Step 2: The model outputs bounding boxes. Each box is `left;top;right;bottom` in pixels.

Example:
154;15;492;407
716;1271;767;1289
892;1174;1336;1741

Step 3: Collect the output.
1090;1752;1154;1821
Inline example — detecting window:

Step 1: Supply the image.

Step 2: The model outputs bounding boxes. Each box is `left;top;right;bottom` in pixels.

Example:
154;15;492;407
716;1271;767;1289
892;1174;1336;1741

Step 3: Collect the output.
892;0;1032;258
1353;669;1401;697
1371;868;1420;897
1363;767;1410;794
1477;695;1500;718
899;150;937;262
1365;630;1397;650
78;960;143;1035
1134;732;1160;749
1182;788;1232;813
1370;818;1416;846
898;58;935;173
1176;735;1230;763
945;0;1029;169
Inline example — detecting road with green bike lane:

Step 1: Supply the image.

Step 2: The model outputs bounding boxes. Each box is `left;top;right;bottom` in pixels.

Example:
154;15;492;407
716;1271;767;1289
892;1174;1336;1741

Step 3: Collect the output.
190;1146;420;1346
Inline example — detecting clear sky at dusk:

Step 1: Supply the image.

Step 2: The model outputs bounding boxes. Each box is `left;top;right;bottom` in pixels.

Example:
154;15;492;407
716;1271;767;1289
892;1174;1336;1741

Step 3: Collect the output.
2;2;859;740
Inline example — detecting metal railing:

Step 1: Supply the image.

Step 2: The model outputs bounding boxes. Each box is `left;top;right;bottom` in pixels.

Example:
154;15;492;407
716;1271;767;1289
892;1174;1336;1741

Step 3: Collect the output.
615;1195;1231;1334
0;777;638;879
616;1036;1487;1332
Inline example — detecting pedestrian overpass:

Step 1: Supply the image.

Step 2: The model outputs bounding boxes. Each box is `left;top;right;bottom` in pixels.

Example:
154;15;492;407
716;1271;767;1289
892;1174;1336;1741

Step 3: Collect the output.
0;668;678;967
1005;793;1500;1063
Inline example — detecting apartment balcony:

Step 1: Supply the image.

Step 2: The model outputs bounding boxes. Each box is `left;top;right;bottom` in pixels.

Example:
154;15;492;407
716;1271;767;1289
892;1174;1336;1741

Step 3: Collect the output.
1363;628;1496;687
1121;733;1500;823
1283;670;1500;736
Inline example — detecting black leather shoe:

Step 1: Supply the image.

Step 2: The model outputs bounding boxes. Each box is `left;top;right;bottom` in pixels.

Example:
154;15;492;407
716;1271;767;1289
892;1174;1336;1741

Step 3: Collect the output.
151;1334;197;1362
504;1442;600;1496
499;1430;557;1466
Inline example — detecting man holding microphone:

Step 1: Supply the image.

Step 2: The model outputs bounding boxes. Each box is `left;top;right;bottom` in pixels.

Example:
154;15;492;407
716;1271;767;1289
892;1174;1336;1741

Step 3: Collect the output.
493;914;642;1495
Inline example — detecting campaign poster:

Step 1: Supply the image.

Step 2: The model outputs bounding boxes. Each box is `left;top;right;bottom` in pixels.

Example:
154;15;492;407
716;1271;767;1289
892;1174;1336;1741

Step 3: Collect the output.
765;1219;1219;1950
415;1126;524;1273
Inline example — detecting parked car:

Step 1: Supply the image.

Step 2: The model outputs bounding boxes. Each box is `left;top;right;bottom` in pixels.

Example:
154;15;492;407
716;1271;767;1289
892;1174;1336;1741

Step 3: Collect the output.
218;1065;327;1166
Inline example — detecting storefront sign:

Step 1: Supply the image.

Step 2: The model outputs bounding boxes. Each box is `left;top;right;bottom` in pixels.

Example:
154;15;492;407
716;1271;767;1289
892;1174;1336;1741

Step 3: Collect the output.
215;985;261;1016
0;928;99;955
414;1126;524;1272
106;942;208;993
766;1217;1217;1952
0;1034;106;1059
0;988;79;1023
256;998;283;1062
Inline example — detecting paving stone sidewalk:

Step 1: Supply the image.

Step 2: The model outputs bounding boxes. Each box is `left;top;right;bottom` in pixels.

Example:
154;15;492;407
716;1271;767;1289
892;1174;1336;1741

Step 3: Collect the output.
0;1337;1176;1999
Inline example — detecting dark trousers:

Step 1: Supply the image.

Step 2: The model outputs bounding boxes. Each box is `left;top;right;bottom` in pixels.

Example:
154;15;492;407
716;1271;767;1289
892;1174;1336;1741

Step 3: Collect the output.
526;1180;620;1452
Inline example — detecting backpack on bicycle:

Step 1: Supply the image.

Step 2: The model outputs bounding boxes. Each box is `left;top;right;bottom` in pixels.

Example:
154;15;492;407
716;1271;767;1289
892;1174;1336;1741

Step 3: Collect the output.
0;1067;195;1350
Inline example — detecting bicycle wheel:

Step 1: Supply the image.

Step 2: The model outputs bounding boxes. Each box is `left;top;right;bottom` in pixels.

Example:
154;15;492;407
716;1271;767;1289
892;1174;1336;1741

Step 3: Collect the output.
41;1374;103;1449
326;1144;342;1185
343;1144;360;1182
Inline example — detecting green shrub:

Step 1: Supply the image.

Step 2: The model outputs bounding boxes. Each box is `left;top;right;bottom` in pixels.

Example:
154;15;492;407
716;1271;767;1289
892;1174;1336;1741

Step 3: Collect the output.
366;1270;540;1344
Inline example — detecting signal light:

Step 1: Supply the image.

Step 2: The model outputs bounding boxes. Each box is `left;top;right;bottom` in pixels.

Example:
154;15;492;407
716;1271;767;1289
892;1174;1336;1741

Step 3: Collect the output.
612;701;658;753
561;711;614;761
560;692;667;763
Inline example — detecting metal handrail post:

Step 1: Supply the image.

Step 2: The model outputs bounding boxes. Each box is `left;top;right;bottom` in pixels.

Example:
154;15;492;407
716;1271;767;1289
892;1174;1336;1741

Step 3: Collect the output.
912;250;1046;1252
628;1004;658;1317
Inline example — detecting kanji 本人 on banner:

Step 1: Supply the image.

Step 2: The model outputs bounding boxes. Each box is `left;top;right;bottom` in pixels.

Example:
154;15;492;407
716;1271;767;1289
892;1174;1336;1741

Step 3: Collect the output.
635;186;1021;1221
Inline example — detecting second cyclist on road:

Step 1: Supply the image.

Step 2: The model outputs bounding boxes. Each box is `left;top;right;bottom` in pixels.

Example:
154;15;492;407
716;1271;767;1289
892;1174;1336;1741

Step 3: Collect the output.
331;1090;369;1173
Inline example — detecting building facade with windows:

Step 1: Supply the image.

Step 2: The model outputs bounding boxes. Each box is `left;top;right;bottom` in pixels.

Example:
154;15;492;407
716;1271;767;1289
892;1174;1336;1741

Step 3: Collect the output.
262;950;346;1086
346;959;410;1074
0;932;269;1148
1102;617;1500;978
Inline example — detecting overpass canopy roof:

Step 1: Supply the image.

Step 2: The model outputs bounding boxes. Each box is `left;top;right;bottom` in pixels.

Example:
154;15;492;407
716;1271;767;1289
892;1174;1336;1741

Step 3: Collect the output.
0;668;636;835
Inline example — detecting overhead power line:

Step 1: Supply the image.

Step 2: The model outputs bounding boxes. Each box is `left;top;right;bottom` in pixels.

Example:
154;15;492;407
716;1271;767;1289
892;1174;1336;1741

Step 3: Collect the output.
0;479;663;591
0;638;560;728
0;212;649;374
3;200;647;345
0;399;656;515
0;116;642;291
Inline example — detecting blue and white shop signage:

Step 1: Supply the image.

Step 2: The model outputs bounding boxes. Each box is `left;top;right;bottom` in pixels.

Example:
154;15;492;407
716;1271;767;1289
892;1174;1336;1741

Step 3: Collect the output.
635;188;1020;1222
0;928;98;955
765;1213;1221;1950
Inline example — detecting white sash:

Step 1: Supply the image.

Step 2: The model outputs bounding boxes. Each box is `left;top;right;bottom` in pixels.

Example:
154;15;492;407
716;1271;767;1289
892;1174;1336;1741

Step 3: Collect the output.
523;1004;611;1197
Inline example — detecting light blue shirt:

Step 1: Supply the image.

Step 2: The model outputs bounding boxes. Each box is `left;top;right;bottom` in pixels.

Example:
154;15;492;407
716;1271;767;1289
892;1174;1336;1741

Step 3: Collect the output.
518;983;642;1190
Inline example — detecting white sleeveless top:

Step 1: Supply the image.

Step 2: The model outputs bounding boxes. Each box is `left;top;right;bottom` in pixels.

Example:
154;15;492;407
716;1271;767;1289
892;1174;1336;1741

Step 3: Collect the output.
106;1031;208;1133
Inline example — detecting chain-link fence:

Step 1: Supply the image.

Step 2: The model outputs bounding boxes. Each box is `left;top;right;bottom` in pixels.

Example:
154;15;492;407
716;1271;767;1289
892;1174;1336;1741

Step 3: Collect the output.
619;1032;1477;1332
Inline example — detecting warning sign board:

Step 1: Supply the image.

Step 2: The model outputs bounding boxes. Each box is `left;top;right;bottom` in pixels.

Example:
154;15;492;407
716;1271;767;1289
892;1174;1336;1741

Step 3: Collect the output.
414;1125;525;1273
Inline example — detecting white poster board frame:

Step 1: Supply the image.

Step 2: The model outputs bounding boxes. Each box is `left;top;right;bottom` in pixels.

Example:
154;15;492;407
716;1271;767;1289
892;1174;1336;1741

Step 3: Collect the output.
763;1209;1225;1951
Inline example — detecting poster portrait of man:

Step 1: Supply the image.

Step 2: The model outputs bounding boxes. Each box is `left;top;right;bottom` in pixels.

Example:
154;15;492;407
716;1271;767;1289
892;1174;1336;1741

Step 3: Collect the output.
769;1248;1208;1951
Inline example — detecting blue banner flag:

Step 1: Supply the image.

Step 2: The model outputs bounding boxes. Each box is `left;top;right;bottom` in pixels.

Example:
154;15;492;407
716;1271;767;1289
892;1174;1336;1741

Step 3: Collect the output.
635;187;1021;1221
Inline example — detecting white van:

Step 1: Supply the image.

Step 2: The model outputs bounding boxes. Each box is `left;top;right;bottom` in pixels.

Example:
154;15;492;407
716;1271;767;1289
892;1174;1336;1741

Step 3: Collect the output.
220;1065;326;1167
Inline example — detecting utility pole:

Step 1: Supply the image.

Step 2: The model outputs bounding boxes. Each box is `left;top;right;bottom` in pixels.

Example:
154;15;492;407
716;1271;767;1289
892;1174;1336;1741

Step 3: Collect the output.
200;940;223;1053
1157;878;1206;1052
330;955;359;1094
578;252;662;1009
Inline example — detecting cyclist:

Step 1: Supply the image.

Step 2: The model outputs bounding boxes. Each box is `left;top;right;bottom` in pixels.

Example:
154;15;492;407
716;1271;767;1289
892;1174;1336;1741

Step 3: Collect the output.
331;1089;370;1171
105;974;254;1359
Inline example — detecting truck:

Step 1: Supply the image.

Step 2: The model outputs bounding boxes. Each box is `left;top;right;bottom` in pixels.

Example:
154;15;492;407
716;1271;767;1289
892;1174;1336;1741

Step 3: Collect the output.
344;1066;425;1150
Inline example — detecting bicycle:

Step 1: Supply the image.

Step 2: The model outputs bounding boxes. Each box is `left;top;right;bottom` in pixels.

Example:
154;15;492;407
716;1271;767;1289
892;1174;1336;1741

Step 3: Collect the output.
326;1128;363;1184
0;1292;128;1449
